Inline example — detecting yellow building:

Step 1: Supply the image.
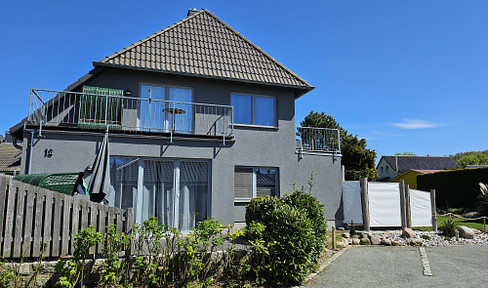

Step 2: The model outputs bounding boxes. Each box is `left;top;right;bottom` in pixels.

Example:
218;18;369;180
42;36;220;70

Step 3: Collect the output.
391;169;443;189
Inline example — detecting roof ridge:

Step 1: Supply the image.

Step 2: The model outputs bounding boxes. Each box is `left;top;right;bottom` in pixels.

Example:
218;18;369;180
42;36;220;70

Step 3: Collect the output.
201;9;312;87
100;9;206;63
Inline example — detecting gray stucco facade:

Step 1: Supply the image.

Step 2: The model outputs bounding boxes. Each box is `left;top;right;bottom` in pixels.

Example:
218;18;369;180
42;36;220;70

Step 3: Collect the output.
19;68;343;226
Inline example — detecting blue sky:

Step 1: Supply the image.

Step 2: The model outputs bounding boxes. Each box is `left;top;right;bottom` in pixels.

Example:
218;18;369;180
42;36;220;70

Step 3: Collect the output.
1;0;487;160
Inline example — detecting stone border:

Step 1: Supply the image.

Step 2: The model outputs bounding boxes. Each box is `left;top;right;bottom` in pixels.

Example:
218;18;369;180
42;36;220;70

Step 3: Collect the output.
419;247;433;276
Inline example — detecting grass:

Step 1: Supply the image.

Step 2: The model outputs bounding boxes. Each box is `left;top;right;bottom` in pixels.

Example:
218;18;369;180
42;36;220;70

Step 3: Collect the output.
413;215;487;232
326;230;344;248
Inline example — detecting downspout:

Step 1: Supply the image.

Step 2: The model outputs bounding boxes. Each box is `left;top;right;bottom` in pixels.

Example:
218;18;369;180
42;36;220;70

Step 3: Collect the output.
395;155;399;177
28;131;34;174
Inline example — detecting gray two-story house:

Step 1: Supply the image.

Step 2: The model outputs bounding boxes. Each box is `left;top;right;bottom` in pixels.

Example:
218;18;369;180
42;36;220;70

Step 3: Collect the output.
9;9;343;229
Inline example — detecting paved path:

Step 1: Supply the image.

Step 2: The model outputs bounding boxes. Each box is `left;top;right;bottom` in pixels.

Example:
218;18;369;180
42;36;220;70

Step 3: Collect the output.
306;245;488;287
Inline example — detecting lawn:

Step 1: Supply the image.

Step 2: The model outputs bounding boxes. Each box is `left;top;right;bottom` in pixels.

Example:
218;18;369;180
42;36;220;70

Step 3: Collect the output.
414;215;487;232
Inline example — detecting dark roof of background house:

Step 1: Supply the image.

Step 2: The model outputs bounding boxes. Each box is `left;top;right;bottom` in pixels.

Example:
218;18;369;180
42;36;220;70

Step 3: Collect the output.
95;9;313;93
0;143;21;174
379;156;460;173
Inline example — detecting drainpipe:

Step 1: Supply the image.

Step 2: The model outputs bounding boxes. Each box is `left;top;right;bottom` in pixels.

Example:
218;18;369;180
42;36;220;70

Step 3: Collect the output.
395;155;399;177
28;131;34;174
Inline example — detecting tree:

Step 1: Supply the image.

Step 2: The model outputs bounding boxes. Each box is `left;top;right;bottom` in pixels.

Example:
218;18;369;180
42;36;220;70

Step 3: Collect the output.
300;111;377;181
450;150;488;168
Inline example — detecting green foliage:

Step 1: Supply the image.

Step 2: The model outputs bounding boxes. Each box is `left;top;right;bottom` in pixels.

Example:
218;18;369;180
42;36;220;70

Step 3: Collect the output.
301;111;377;181
420;234;431;240
394;152;417;156
244;177;327;286
283;179;327;261
450;150;488;167
56;225;103;288
439;217;458;237
100;225;130;287
0;262;15;288
477;183;488;216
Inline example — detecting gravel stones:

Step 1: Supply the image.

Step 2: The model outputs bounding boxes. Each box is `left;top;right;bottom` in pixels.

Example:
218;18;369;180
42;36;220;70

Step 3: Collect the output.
410;238;423;246
381;239;392;246
370;237;381;245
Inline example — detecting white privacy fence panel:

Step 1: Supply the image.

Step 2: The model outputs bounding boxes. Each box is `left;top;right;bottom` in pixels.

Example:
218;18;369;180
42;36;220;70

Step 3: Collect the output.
368;183;402;227
342;181;362;224
410;189;432;227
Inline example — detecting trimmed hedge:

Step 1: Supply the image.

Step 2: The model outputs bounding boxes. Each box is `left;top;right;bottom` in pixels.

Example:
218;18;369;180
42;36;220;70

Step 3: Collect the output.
245;191;327;286
417;167;488;208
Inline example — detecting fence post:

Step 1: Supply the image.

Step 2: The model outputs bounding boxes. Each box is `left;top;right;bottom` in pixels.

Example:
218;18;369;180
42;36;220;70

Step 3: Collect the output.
405;184;412;228
430;189;437;232
332;226;336;249
399;180;406;229
360;178;370;231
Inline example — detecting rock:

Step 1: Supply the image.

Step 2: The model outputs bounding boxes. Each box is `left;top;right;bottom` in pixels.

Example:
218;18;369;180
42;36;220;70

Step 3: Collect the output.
370;236;381;245
337;241;347;248
337;227;345;231
361;232;369;239
352;238;360;245
382;239;392;246
392;240;401;246
402;228;417;238
410;238;423;246
342;232;350;238
380;235;386;241
352;235;360;239
457;226;475;239
360;237;371;245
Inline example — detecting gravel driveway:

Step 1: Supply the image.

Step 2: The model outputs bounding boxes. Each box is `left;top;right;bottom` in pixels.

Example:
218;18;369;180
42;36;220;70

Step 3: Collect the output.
305;245;488;288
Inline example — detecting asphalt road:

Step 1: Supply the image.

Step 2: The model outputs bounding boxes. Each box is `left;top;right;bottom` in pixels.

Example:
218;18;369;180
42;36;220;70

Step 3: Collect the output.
305;245;488;288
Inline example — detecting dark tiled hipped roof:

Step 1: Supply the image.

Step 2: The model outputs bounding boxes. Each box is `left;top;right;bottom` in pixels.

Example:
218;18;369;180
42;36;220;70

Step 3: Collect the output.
0;143;21;174
380;156;460;173
97;9;312;90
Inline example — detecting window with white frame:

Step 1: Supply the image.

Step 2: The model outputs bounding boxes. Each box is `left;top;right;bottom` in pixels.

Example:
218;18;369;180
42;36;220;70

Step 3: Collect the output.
231;93;276;126
234;167;278;201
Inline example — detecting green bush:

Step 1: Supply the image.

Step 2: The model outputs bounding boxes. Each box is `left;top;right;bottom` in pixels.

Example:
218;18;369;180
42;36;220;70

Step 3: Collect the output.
244;192;324;286
283;189;327;261
439;217;458;237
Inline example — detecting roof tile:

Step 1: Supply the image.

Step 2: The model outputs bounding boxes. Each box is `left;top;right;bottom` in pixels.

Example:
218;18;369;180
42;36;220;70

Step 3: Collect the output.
98;9;311;89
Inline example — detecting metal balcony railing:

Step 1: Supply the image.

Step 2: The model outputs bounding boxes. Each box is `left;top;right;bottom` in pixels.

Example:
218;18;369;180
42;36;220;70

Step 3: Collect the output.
296;127;341;153
28;89;234;141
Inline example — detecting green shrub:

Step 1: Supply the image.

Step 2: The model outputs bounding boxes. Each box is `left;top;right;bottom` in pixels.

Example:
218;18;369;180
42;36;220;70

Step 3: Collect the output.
420;234;431;240
244;195;317;286
439;217;458;237
283;188;327;261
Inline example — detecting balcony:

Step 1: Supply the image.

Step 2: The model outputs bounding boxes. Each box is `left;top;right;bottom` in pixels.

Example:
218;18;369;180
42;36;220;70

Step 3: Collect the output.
296;127;341;154
28;89;234;142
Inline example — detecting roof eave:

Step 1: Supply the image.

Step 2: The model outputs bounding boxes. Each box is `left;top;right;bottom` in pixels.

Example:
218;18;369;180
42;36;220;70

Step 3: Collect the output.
93;62;314;95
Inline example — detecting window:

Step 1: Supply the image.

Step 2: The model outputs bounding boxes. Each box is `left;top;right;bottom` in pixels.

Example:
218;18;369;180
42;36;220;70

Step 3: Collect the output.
386;166;389;171
380;167;384;173
109;157;209;232
234;167;278;201
231;93;276;126
139;84;193;132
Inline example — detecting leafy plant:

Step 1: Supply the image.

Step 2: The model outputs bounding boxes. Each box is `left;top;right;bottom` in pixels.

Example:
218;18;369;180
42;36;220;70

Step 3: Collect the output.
0;262;15;288
421;234;431;240
439;217;458;237
56;226;103;288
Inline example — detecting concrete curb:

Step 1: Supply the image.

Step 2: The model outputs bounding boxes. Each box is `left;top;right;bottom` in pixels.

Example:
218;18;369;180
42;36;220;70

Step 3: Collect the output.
296;246;352;287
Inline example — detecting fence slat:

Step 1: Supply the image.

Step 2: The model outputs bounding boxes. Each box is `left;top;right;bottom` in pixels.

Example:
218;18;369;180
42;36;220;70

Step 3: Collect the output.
71;197;80;255
51;195;62;256
89;202;98;255
23;185;35;256
32;187;45;257
116;209;123;235
81;200;89;230
61;195;71;256
96;205;106;254
0;176;7;247
43;190;54;257
13;184;26;258
2;179;15;258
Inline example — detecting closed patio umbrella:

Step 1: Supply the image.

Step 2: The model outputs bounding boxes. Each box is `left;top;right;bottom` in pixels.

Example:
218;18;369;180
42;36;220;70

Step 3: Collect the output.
87;132;111;203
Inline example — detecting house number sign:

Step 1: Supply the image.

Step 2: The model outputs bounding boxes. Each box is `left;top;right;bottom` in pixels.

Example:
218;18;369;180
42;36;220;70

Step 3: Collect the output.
44;149;53;158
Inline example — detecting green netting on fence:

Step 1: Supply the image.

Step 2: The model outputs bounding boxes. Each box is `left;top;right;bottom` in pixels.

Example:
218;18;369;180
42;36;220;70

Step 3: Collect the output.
14;172;83;196
78;86;124;130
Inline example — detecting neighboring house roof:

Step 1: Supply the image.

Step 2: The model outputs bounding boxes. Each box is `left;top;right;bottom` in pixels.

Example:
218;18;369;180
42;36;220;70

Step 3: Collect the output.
378;156;460;174
0;143;21;174
95;9;313;93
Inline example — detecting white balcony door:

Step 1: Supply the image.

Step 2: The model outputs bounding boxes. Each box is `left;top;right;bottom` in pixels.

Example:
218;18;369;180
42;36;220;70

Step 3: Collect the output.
139;84;193;133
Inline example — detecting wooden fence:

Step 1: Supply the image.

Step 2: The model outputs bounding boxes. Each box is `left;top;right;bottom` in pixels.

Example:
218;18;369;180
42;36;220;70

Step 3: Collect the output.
0;174;132;259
